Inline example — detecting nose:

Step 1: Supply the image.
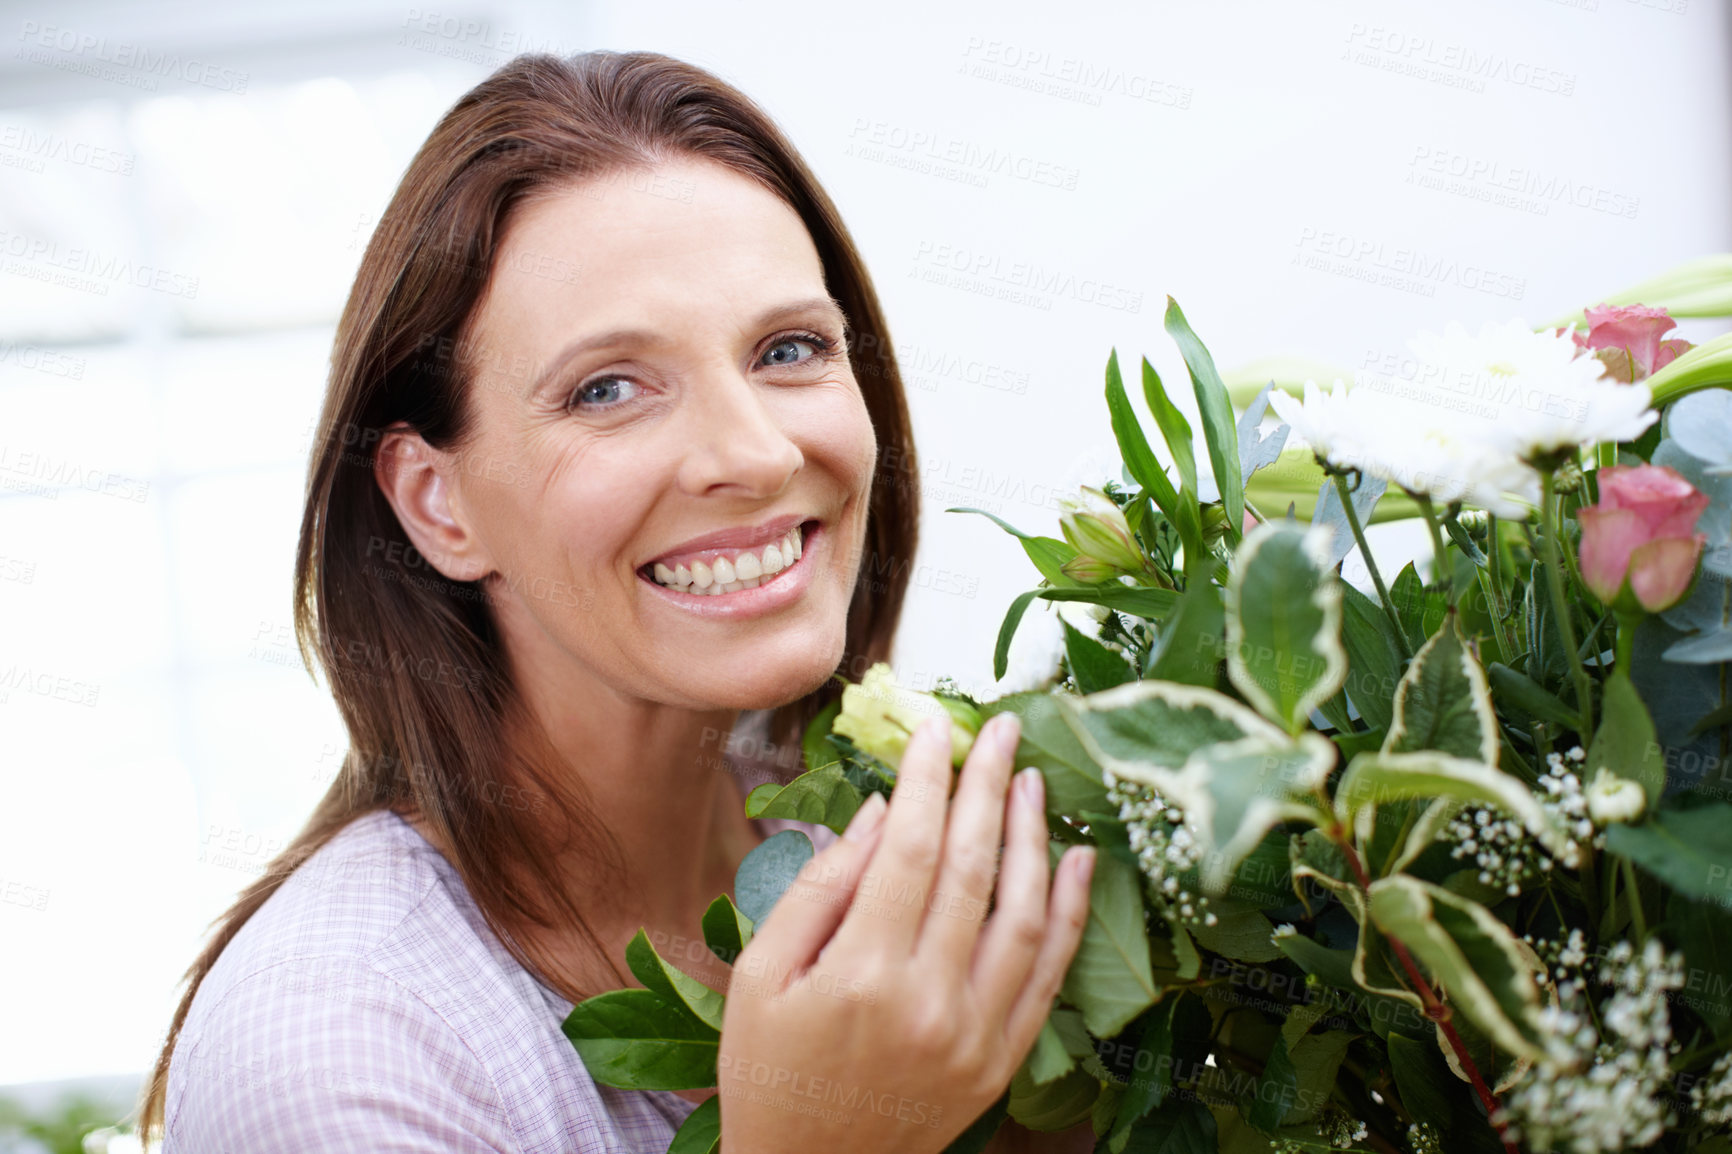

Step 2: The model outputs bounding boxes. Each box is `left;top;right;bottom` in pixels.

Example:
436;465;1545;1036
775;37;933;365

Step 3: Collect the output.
674;365;803;499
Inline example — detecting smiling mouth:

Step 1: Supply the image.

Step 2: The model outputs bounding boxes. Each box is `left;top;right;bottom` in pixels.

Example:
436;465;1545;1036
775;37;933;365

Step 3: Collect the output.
636;519;819;595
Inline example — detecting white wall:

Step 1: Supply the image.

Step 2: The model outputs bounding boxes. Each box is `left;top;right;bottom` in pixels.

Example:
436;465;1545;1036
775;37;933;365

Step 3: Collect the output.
0;0;1726;1087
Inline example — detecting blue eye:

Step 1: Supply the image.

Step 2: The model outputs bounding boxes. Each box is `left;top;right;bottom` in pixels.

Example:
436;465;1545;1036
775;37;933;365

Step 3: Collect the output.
763;335;825;366
569;376;639;410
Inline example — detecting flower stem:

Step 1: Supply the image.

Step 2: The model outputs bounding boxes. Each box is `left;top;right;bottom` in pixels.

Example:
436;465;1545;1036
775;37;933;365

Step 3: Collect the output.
1540;470;1596;738
1477;514;1519;662
1414;494;1455;608
1615;610;1640;674
1327;822;1520;1154
1333;470;1413;661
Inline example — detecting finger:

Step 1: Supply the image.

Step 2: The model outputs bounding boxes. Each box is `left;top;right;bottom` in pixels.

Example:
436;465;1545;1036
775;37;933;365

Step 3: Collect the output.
967;757;1054;1010
826;714;953;960
915;712;1021;974
1001;846;1095;1051
735;791;889;994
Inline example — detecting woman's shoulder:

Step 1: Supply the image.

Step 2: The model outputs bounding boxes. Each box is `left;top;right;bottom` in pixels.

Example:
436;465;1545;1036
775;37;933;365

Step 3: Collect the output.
162;809;685;1153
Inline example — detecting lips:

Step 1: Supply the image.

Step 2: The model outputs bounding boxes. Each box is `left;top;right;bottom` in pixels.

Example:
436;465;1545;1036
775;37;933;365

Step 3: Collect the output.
637;518;819;594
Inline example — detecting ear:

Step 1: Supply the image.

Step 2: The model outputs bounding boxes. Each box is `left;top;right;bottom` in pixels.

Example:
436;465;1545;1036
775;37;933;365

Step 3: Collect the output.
373;423;496;583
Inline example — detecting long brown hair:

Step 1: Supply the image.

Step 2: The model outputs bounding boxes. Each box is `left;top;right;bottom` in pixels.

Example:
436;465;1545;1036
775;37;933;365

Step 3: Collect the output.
139;49;918;1141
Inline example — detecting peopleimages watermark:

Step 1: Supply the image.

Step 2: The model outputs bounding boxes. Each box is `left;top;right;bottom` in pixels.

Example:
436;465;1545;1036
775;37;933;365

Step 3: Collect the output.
15;20;249;93
909;239;1143;314
844;118;1080;192
1405;146;1639;220
0;443;150;502
1293;227;1525;301
956;37;1193;111
715;1056;944;1129
0;124;134;176
0;228;199;299
1342;23;1577;97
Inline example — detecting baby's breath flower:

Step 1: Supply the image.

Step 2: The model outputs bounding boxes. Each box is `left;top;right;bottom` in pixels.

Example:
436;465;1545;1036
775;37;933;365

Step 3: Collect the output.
1104;769;1217;928
1445;749;1597;896
1500;937;1686;1154
1691;1051;1732;1126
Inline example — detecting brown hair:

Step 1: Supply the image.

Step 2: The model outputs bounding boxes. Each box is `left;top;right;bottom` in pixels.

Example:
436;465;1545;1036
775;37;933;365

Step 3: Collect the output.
139;49;918;1141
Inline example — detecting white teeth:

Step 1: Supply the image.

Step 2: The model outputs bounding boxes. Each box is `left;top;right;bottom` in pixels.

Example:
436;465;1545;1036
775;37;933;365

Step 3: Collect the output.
647;522;809;591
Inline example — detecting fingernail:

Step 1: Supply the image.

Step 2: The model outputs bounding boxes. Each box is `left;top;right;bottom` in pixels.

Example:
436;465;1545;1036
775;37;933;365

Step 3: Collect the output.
1072;847;1096;887
842;791;888;843
992;713;1021;755
1017;767;1043;807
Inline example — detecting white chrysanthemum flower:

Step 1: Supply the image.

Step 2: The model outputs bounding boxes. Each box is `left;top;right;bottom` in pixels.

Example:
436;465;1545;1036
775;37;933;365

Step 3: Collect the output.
1406;319;1657;462
1266;378;1365;472
1584;768;1647;826
1268;375;1539;518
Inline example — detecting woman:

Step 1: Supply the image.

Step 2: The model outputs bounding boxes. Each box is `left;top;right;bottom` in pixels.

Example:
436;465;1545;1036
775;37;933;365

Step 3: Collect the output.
140;50;1096;1152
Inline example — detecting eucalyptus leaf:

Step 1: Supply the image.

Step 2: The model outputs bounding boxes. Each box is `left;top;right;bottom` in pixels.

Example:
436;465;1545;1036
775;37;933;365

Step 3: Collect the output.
1237;382;1292;486
1310;471;1386;571
733;829;814;926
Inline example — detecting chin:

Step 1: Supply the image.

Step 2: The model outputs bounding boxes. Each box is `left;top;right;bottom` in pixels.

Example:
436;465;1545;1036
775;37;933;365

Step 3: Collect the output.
680;626;849;712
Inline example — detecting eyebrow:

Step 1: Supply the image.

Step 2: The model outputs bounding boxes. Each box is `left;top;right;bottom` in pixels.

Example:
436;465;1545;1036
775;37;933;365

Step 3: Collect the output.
523;294;849;400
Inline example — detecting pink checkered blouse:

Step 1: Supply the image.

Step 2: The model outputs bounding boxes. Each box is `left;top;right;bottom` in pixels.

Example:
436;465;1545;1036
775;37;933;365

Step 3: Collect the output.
162;715;837;1152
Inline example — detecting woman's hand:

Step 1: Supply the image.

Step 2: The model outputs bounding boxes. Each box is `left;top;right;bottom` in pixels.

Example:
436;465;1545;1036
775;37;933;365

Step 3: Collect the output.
716;711;1096;1154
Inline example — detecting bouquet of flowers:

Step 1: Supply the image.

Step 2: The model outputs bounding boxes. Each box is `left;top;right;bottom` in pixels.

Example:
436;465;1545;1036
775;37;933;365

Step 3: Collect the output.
563;258;1732;1154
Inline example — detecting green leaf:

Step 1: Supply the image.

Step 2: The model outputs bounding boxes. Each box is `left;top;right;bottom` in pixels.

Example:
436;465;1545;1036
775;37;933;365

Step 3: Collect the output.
733;829;813;926
1007;1061;1100;1132
701;893;753;965
1587;671;1668;808
1038;584;1180;621
1391;562;1427;651
1059;683;1333;893
1063;618;1137;694
1164;297;1244;546
801;698;842;773
1144;575;1226;688
980;691;1109;816
994;589;1045;681
1384;614;1498;763
1143;356;1197;501
1224;520;1348;734
1188;909;1283;963
1023;1011;1080;1086
1607;803;1732;900
1247;1034;1297;1133
1122;1098;1218;1153
1367;875;1546;1062
742;762;863;833
942;1091;1010;1154
1486;662;1581;731
1338;583;1404;733
667;1095;720;1154
1668;889;1732;1038
1333;750;1575;867
1053;839;1160;1037
1107;348;1196;560
948;506;1086;588
1387;1030;1456;1140
1282;1030;1351;1126
624;929;726;1032
562;988;720;1090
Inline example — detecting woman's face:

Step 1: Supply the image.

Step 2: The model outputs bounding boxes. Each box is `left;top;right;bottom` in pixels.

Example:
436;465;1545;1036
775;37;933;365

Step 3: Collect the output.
419;157;878;714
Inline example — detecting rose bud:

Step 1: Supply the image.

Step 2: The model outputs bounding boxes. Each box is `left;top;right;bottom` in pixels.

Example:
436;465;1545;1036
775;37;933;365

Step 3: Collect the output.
1578;464;1709;613
1572;303;1694;383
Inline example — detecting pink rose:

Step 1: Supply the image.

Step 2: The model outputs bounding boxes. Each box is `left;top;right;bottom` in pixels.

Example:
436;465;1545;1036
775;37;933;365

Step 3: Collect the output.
1578;464;1708;613
1572;303;1694;383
